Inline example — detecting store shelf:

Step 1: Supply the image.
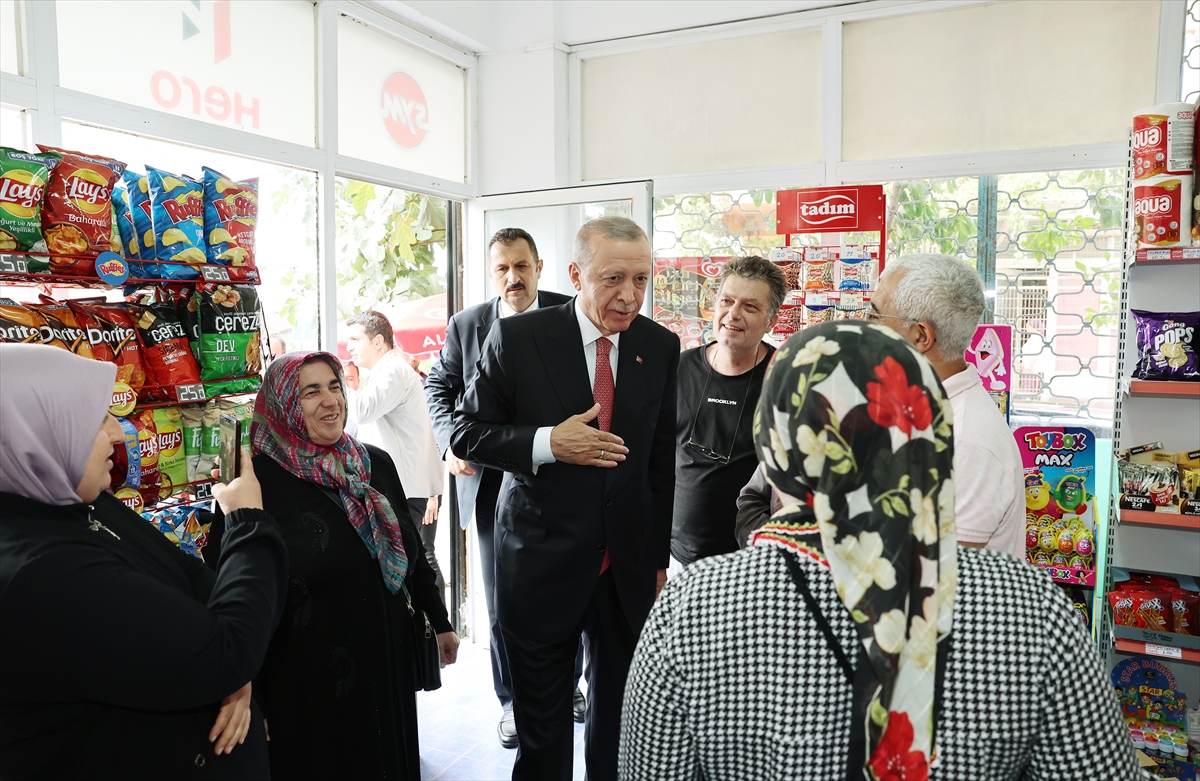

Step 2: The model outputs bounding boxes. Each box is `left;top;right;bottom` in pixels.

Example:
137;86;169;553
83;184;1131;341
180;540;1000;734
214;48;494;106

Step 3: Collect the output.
0;251;259;287
1133;247;1200;263
1120;510;1200;530
1114;637;1200;664
1128;380;1200;397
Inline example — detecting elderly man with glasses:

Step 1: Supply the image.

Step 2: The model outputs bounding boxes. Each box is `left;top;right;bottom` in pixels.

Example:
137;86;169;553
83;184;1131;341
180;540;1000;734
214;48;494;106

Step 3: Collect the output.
868;252;1025;557
669;256;786;576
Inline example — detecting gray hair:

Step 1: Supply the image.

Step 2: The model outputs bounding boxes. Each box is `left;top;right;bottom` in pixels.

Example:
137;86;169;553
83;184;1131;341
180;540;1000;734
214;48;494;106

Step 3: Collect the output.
573;216;648;266
720;255;787;316
882;253;986;361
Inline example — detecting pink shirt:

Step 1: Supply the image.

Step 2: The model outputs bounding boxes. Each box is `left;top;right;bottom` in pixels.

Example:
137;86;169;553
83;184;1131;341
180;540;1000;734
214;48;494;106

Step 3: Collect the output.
943;367;1025;558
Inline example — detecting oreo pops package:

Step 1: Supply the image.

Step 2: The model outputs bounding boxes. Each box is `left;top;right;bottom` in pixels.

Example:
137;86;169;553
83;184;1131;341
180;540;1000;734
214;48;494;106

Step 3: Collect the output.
1133;309;1199;380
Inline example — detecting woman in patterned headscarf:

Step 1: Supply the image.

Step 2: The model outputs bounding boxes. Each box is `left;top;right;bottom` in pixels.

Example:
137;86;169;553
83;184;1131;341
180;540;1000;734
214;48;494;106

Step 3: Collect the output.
206;351;457;781
620;322;1145;781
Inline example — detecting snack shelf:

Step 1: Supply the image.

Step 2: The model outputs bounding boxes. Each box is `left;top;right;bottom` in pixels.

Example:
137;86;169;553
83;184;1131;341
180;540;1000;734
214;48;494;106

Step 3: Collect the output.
1133;247;1200;263
1128;380;1200;397
124;378;261;410
1114;637;1200;664
0;251;259;287
1120;510;1200;530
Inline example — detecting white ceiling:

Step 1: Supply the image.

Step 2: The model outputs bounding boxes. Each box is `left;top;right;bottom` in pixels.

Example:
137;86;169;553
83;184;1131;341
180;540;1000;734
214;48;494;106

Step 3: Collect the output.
368;0;862;53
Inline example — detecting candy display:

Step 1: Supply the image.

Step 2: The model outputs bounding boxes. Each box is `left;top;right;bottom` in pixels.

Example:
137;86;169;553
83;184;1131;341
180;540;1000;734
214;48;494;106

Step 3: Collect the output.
0;147;57;260
1112;657;1196;770
1132;309;1199;380
35;146;126;271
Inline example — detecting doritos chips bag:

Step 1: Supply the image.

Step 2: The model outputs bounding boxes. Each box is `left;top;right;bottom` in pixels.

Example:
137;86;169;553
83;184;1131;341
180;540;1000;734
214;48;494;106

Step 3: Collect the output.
69;300;147;389
31;297;93;358
198;283;262;394
153;406;187;497
146;166;204;280
35;146;126;273
131;301;201;392
0;298;54;346
123;170;157;276
0;147;58;265
203;167;258;281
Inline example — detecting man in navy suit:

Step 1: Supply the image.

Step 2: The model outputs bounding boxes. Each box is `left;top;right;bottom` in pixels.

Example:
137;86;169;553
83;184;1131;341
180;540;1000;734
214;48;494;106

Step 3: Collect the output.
425;228;573;747
453;217;678;780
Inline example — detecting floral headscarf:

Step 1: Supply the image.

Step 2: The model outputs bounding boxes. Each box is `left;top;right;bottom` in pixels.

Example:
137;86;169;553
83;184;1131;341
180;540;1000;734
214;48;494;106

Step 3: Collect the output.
752;321;956;781
251;352;409;594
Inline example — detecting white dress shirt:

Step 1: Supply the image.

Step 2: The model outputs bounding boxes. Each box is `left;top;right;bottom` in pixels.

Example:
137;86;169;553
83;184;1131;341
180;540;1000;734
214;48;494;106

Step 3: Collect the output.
943;367;1024;558
498;295;540;319
346;349;445;499
531;297;620;467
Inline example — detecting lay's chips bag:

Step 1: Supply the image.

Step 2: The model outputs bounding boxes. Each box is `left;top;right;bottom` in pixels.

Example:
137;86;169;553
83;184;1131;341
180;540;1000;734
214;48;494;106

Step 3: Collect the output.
203;167;258;281
123;170;157;276
146;166;204;280
36;146;126;274
153;406;187;497
0;147;58;267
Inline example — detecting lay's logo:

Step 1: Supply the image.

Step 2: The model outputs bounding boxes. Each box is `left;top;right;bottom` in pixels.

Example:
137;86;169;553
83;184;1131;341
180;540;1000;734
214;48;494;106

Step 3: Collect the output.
158;425;183;457
0;171;45;216
65;169;111;214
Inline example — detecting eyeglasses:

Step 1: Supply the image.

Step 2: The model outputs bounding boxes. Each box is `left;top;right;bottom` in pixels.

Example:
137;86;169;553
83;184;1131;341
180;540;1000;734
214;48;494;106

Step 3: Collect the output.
866;309;917;325
684;360;754;465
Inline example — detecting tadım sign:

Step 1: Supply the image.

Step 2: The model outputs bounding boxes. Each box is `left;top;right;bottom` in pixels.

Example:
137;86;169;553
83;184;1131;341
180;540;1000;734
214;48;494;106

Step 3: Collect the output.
776;185;887;267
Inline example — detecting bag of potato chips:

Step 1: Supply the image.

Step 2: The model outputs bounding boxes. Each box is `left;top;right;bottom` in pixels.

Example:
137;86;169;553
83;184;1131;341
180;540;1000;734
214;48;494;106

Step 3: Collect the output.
123;170;158;277
31;297;93;358
146;166;205;280
197;401;221;479
131;301;202;392
0;147;58;266
203;167;258;281
182;405;203;483
153;406;187;497
69;300;147;389
35;146;126;274
198;283;262;394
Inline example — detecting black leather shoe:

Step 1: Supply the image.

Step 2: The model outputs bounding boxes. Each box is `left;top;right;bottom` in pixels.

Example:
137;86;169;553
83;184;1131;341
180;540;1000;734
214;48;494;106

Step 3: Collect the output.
572;687;586;723
498;709;518;749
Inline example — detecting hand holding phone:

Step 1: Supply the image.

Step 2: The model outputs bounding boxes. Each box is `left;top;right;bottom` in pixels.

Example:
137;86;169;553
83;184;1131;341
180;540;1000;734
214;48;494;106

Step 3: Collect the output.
219;414;242;484
210;448;262;514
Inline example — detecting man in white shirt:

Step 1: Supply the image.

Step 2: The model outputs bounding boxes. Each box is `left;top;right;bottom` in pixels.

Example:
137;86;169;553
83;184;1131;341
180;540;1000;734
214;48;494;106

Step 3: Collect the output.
345;310;447;597
869;253;1025;558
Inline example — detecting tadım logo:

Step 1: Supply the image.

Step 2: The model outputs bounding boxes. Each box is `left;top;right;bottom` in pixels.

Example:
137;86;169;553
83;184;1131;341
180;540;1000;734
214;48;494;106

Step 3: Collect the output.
380;72;429;149
798;194;856;226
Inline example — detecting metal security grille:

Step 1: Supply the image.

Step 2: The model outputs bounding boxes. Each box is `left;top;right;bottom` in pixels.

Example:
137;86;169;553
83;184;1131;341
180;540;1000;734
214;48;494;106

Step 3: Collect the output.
653;169;1125;432
1184;0;1200;103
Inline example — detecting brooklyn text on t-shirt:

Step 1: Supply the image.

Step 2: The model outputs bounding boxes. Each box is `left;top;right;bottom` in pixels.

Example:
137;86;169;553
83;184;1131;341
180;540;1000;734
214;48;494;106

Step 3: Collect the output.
707;397;739;405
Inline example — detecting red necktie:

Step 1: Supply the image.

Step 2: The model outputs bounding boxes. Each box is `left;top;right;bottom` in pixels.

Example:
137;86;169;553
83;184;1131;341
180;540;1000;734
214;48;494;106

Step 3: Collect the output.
594;337;613;574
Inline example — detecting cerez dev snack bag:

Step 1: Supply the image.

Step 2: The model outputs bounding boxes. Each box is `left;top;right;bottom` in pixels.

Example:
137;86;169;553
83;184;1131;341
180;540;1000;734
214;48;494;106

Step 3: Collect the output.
199;284;262;393
146;166;205;279
203;167;258;278
0;147;58;263
35;146;126;273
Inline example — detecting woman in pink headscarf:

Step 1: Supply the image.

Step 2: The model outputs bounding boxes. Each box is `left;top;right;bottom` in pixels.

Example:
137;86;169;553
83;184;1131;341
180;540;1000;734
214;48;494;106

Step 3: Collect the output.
0;343;289;781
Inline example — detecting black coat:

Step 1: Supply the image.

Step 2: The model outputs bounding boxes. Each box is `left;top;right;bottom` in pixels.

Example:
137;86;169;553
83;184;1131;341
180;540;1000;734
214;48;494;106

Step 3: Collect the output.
451;302;679;642
425;290;572;528
206;445;450;781
0;491;287;780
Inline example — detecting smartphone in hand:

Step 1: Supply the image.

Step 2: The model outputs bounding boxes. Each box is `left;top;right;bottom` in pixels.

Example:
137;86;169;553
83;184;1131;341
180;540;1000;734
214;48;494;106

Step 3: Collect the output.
219;413;242;484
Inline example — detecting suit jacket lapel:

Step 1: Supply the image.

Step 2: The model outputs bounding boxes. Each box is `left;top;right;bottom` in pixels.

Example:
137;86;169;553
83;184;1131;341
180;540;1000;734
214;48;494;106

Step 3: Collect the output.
607;319;650;490
475;299;500;354
535;303;594;419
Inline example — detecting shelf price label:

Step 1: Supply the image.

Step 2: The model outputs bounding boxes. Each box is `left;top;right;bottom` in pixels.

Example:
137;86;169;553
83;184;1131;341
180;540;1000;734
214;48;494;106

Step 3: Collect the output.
194;481;214;500
176;383;207;404
200;265;231;282
0;254;29;274
1144;643;1183;660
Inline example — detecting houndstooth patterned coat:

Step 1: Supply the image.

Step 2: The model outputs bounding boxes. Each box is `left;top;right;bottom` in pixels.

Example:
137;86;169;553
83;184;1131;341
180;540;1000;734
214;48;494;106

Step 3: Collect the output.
619;545;1149;781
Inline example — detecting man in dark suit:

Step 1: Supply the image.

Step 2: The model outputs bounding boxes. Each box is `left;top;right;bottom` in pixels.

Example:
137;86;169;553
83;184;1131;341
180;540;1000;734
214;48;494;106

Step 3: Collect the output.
452;216;678;781
424;228;573;747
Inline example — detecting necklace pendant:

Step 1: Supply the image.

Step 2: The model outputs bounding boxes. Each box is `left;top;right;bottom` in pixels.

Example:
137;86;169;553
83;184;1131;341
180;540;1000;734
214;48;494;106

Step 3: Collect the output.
88;518;121;540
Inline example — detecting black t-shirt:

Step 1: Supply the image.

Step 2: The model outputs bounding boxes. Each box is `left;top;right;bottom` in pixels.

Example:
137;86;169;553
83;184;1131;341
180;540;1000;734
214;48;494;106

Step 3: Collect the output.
671;342;775;565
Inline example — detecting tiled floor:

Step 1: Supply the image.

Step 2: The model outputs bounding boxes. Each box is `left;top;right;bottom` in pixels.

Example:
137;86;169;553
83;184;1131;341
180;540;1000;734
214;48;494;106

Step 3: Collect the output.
417;642;586;780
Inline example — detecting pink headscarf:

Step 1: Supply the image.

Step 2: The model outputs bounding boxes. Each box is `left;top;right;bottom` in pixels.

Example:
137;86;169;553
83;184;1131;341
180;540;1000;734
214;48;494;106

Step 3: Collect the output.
0;343;117;505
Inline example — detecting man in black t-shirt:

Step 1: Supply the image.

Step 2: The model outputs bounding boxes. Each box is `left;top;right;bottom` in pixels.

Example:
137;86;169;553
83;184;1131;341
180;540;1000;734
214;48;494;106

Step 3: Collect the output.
670;256;787;572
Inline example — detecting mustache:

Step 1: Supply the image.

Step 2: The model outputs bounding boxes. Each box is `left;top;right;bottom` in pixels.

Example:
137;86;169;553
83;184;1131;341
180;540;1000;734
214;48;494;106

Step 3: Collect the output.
506;284;526;291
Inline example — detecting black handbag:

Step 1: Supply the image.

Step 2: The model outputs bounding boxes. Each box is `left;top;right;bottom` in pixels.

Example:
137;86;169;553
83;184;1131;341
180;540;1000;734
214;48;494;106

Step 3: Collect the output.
402;583;442;692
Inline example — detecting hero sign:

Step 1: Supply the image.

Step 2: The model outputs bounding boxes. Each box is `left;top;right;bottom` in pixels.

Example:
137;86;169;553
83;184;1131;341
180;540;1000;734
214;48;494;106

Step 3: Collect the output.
380;72;429;149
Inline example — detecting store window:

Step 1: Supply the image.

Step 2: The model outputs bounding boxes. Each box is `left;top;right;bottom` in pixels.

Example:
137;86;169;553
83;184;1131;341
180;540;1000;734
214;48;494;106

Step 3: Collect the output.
316;177;448;370
581;28;822;180
653;169;1124;429
0;105;25;149
60;121;321;352
1;0;21;75
338;16;466;183
55;0;316;147
842;1;1158;160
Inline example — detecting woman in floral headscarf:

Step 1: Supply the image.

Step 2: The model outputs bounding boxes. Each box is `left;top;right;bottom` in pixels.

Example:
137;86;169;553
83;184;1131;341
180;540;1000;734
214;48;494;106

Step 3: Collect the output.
620;322;1146;781
206;352;457;780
